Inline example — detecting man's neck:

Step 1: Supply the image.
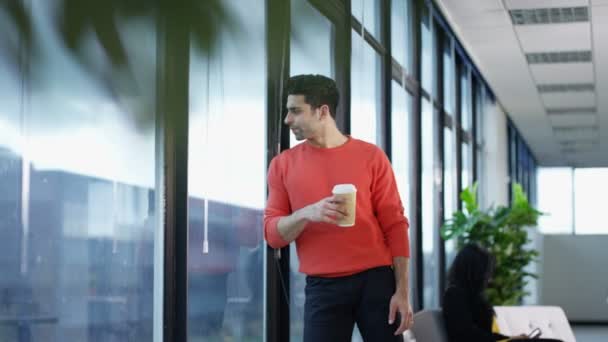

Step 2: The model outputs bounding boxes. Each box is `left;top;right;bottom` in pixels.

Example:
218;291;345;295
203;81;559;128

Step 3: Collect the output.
307;126;348;148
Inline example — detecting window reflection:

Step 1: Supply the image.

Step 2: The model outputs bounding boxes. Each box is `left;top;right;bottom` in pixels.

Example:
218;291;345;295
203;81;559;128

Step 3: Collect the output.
391;82;412;213
351;31;382;147
289;0;333;148
443;127;456;269
188;1;265;341
462;142;472;191
421;5;434;94
0;1;159;341
391;0;413;72
391;82;415;297
460;67;471;131
443;40;455;115
421;99;438;308
351;0;381;40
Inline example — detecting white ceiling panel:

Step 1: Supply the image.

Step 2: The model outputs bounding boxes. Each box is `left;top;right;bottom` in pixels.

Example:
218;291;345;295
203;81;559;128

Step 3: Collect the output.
456;11;511;29
440;0;504;14
437;0;608;166
530;63;594;84
505;0;589;9
549;114;598;126
516;23;591;51
541;92;595;107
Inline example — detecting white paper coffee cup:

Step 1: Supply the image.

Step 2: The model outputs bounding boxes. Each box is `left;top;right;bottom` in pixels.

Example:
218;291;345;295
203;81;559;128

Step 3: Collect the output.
332;184;357;227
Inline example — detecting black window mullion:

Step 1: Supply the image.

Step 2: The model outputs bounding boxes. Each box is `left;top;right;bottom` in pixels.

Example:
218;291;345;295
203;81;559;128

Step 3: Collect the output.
334;0;352;133
411;0;424;312
382;0;392;157
157;10;190;342
266;0;291;341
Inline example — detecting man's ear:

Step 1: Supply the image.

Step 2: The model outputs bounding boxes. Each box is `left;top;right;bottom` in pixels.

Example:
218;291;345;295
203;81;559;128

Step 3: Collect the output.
319;104;331;119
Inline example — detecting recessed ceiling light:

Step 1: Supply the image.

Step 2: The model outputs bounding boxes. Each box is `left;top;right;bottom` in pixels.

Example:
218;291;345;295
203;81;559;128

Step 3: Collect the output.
510;7;589;25
526;50;592;64
546;107;596;115
538;83;595;93
553;125;599;137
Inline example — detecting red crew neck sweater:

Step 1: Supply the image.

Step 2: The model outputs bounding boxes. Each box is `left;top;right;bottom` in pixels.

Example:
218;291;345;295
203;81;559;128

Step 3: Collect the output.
264;137;410;277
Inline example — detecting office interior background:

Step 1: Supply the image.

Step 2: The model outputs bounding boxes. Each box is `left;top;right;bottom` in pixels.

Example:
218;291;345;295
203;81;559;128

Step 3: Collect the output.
0;0;606;341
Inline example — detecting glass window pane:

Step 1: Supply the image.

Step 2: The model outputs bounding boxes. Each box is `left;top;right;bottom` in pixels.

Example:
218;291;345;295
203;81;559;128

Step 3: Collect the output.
391;0;413;72
460;67;471;131
574;168;608;234
351;0;381;40
537;168;573;234
443;39;455;115
443;127;457;268
290;0;334;148
421;99;438;308
461;142;471;191
289;1;334;339
351;31;382;147
3;1;160;340
421;5;434;93
188;1;265;340
391;82;412;220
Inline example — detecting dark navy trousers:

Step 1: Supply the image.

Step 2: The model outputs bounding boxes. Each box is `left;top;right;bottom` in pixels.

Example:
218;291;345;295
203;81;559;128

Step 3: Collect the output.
303;266;404;342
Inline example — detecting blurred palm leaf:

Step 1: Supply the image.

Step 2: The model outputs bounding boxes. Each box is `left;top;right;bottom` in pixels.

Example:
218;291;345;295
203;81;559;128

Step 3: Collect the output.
0;0;240;129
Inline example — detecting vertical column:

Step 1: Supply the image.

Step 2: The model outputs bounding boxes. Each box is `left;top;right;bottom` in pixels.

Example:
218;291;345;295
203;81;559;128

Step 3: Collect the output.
266;0;291;341
157;6;190;342
411;0;424;312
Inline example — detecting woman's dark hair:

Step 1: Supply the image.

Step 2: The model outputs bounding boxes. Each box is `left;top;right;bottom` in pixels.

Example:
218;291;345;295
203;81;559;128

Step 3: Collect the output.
284;74;339;119
447;243;495;296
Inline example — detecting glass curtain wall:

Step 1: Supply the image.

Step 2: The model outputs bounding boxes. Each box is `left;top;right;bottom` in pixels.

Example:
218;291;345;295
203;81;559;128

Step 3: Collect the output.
460;66;472;192
442;36;457;271
0;1;160;341
420;4;440;309
187;1;266;341
351;0;382;147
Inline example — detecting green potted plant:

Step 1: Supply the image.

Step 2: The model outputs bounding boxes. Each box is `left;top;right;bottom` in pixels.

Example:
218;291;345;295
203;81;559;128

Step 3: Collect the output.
441;182;542;305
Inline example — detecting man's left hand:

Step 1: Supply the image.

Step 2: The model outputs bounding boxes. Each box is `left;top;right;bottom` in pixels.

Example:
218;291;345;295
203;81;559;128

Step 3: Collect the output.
388;291;413;335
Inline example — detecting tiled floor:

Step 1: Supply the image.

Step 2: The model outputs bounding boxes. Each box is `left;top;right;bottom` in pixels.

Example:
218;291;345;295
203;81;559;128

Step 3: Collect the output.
572;325;608;342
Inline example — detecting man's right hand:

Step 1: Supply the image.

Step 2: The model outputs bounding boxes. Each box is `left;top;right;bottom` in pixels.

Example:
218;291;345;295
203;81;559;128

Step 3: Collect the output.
304;195;347;225
276;195;348;243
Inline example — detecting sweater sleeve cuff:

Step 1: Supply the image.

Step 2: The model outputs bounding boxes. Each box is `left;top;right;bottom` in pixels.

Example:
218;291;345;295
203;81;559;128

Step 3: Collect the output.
265;217;289;249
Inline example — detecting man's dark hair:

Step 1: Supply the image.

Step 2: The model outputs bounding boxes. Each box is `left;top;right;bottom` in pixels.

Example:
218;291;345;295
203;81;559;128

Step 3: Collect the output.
284;74;339;119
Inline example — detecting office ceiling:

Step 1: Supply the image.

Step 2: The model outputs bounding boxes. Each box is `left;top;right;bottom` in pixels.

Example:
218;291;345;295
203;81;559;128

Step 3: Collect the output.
437;0;608;167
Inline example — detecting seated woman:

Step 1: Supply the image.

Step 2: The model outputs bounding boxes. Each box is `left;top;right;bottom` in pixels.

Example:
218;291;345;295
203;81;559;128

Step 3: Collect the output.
442;243;562;342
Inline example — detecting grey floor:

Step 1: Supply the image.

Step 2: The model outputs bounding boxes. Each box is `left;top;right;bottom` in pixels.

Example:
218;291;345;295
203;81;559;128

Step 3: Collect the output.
572;325;608;342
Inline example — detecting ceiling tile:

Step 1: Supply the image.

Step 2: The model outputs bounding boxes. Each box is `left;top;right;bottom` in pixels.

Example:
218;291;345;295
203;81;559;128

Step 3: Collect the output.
440;0;504;13
516;23;591;51
457;11;511;28
541;91;595;107
550;114;598;126
530;64;594;84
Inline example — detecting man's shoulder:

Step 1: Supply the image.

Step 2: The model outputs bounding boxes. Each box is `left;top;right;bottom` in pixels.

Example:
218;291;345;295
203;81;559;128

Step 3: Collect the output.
349;137;383;155
270;143;305;165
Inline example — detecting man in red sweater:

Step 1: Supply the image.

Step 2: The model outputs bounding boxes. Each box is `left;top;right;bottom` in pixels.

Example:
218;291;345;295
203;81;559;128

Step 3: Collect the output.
264;74;413;341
